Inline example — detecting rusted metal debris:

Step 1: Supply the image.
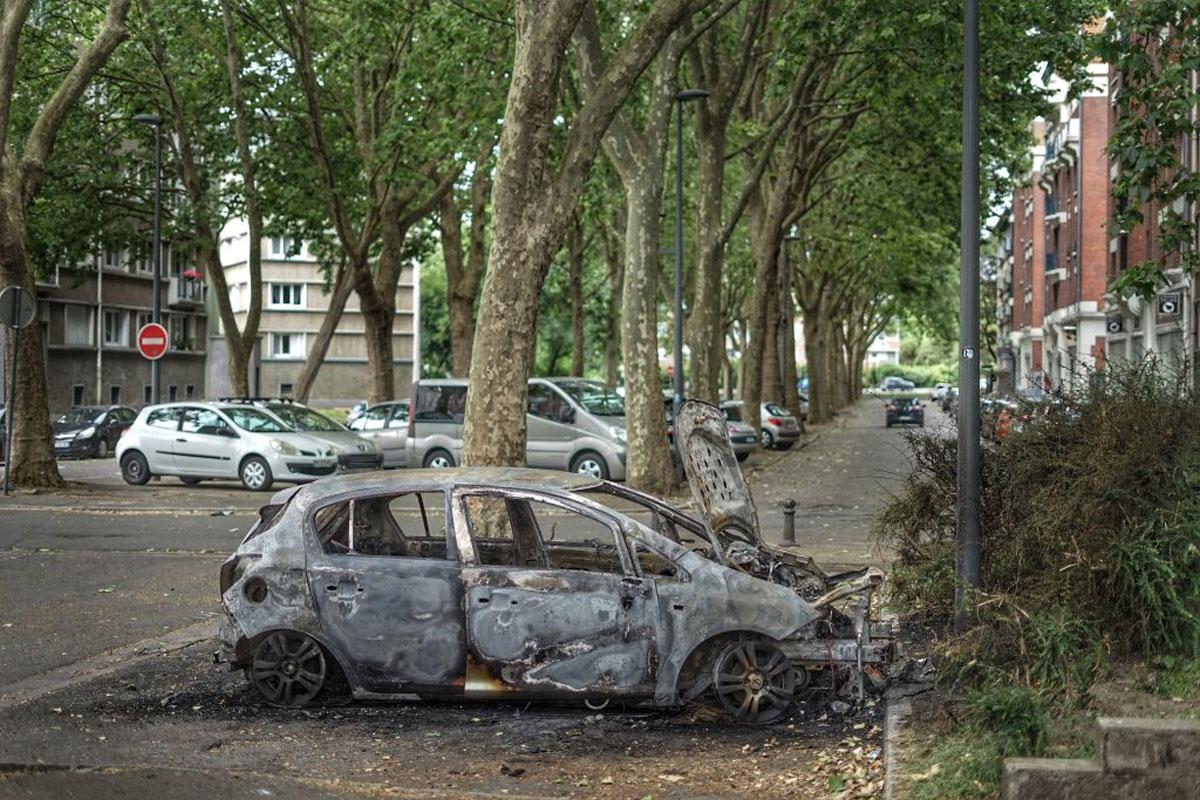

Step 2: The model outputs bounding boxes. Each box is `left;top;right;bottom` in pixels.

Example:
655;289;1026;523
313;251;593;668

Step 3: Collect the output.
217;400;894;723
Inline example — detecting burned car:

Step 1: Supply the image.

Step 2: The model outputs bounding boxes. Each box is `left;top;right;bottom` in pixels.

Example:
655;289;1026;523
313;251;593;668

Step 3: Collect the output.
218;400;893;724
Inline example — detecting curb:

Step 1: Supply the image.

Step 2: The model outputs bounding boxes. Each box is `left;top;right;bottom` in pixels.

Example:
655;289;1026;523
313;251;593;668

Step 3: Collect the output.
883;697;912;800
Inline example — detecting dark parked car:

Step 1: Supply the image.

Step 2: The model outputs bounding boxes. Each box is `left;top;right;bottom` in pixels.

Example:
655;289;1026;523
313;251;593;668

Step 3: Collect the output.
879;376;915;392
885;398;924;428
53;405;136;458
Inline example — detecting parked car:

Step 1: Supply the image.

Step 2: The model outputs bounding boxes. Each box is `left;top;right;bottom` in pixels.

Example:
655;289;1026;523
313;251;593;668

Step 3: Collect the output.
408;378;628;480
879;376;916;392
254;400;383;471
885;397;924;427
722;401;801;450
52;405;136;459
217;399;893;722
117;402;337;491
346;401;410;468
931;383;952;402
346;401;368;425
716;402;758;462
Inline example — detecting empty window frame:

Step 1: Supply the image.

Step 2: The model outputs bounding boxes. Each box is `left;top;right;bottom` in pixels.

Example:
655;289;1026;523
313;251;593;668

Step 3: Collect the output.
315;491;450;560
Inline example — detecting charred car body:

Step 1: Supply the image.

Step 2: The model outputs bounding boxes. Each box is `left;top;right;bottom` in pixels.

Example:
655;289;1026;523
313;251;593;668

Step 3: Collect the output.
218;401;893;723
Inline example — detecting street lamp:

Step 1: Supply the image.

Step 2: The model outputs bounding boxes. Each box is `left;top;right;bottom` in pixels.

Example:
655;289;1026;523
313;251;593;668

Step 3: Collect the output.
672;88;709;416
133;113;163;405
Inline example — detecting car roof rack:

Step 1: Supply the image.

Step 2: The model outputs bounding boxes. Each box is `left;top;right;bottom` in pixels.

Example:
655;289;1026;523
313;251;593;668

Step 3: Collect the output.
217;396;304;405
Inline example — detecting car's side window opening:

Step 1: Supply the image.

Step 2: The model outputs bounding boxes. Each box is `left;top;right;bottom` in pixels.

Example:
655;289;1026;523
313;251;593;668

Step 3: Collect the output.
315;491;450;560
577;486;716;560
461;493;625;575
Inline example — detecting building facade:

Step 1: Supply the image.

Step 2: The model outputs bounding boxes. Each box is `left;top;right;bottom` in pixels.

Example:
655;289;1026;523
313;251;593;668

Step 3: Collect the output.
1009;121;1049;391
207;220;420;405
1037;62;1111;391
1;243;209;414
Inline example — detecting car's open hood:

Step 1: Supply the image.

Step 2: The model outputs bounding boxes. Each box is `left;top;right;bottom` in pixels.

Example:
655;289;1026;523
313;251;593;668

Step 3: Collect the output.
675;400;761;547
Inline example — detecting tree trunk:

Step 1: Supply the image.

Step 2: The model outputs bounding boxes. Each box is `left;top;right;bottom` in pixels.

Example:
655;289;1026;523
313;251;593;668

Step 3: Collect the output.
602;217;623;387
358;213;404;404
761;286;782;403
801;309;826;422
687;126;726;402
293;264;354;402
447;289;475;379
782;284;801;421
0;185;60;486
568;218;585;377
621;180;673;493
438;144;491;378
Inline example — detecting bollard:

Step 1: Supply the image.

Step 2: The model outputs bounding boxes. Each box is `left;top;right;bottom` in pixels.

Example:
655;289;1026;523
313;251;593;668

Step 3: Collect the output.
782;499;796;544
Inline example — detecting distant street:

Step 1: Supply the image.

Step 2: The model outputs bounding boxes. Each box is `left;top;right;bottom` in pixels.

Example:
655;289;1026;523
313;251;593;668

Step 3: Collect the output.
0;399;918;797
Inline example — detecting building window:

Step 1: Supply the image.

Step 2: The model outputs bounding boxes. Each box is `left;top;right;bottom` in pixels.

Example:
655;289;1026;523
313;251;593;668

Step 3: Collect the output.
136;240;153;274
270;333;303;359
279;382;294;397
103;310;128;347
143;384;152;404
135;311;152;333
269;283;304;308
64;305;93;346
268;236;300;258
169;315;194;351
72;384;85;406
185;384;195;399
168;385;178;402
110;385;121;405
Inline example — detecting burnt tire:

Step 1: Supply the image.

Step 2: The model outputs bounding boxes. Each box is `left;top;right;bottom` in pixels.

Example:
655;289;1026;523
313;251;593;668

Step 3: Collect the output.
246;630;327;708
120;451;151;485
711;640;795;725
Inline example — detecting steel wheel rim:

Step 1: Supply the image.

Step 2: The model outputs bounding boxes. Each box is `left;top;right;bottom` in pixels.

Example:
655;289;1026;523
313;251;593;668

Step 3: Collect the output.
243;460;266;488
761;431;773;448
125;458;143;479
576;458;603;478
428;454;451;469
712;641;795;724
250;631;326;707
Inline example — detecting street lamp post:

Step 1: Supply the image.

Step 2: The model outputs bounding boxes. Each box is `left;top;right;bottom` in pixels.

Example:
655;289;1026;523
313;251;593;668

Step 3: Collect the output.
133;113;163;405
955;0;982;629
673;89;709;416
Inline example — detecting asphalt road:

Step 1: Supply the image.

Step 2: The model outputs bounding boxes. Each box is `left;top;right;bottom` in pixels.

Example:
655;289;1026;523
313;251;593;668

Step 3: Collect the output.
0;399;921;797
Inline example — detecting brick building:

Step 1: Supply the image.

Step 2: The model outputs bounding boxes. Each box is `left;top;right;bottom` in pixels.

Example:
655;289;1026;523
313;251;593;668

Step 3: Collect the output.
1006;121;1049;390
1037;62;1111;391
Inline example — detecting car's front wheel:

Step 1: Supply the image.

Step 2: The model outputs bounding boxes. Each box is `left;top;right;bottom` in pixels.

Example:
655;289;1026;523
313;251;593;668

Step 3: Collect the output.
95;438;109;459
570;450;609;480
711;640;795;725
120;451;151;485
240;455;273;491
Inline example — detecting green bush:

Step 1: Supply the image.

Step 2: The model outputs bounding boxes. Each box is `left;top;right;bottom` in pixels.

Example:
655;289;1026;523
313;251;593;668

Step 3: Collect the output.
876;361;1200;698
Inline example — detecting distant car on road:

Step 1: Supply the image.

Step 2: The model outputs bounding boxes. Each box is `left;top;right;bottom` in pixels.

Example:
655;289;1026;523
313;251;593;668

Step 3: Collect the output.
117;402;337;491
347;401;410;468
716;402;759;462
885;398;925;427
879;376;916;393
52;405;136;459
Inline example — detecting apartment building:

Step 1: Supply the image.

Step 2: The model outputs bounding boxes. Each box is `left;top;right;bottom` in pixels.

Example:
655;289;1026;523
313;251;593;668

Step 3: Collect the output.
1007;120;1049;391
1037;62;1111;391
207;219;420;405
0;241;208;414
992;217;1016;394
1103;56;1195;372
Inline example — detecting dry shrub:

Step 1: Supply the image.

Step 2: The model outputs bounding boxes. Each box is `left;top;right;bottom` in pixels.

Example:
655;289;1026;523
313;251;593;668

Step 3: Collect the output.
877;361;1200;695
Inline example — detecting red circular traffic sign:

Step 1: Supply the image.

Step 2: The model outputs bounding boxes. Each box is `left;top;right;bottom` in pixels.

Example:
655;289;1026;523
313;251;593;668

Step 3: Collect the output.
136;322;169;361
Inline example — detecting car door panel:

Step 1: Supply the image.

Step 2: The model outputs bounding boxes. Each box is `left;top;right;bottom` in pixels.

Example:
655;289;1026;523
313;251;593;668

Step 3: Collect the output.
175;407;237;477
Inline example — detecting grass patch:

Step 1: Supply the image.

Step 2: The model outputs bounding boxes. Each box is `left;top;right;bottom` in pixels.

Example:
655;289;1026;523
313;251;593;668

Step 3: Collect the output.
1138;656;1200;701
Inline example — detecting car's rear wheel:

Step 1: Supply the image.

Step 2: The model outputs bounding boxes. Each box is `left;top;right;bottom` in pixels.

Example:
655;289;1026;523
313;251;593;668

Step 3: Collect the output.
761;429;775;449
240;456;273;491
246;630;326;708
711;640;795;725
120;451;151;485
423;449;455;469
570;450;609;480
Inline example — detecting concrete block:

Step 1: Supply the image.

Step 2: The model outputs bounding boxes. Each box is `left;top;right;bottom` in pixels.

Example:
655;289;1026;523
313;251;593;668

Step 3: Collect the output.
1004;757;1193;800
1098;717;1200;777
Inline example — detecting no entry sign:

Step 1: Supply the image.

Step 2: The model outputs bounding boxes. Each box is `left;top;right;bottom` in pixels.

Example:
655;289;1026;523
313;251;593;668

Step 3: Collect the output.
137;322;169;361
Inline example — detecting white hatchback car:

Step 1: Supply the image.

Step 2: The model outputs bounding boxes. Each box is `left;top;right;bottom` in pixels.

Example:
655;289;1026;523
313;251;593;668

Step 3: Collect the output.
117;402;337;491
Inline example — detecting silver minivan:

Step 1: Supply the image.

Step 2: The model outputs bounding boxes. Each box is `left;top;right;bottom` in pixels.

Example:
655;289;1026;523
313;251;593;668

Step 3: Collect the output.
407;378;628;480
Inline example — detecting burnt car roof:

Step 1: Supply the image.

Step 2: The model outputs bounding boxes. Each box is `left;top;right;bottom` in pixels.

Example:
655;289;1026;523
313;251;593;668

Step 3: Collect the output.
287;467;603;507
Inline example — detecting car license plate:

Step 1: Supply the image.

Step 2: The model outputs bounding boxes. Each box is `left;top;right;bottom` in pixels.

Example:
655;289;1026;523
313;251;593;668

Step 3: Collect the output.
314;458;334;468
54;440;70;448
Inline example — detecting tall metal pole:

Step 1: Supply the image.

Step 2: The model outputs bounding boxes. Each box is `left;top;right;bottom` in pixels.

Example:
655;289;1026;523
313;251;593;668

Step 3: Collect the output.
150;122;163;405
955;0;982;630
673;99;685;416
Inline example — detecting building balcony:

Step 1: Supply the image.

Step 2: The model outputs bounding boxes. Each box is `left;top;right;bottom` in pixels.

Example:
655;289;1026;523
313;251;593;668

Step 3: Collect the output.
168;275;206;308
